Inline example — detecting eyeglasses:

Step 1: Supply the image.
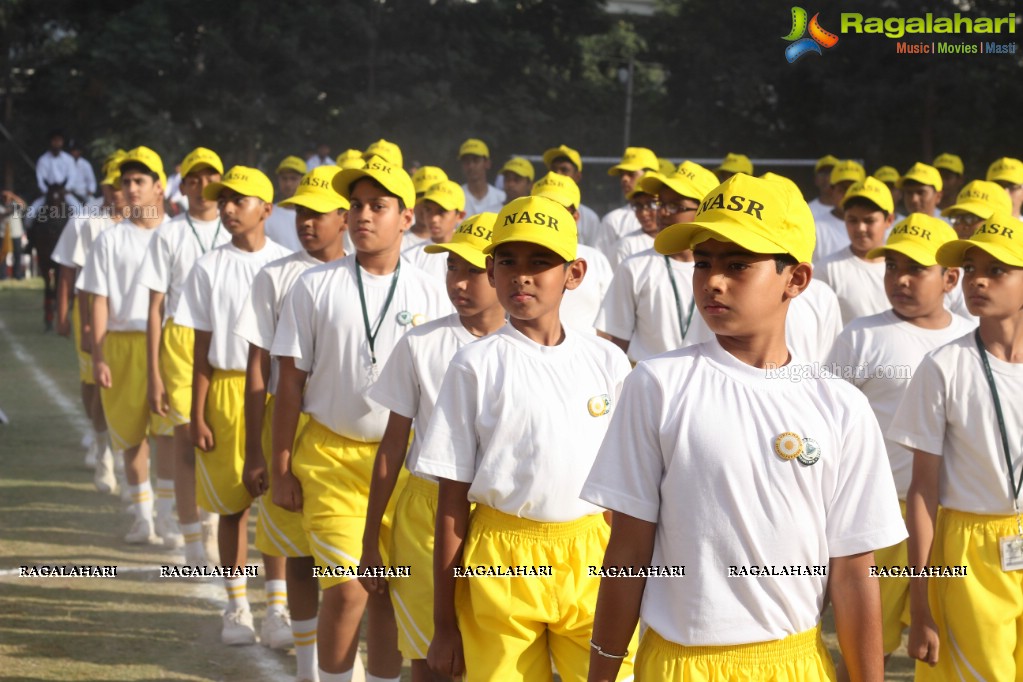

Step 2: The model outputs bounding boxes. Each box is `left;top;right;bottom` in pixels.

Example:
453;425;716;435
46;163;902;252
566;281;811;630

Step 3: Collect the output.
631;200;699;215
949;213;983;227
630;201;658;212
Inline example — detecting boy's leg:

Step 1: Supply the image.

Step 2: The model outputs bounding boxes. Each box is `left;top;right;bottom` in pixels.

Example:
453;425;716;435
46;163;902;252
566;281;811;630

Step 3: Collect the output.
260;553;293;650
220;508;256;646
366;586;401;678
389;477;440;665
288;556;320;681
152;433;182;547
318;581;369;674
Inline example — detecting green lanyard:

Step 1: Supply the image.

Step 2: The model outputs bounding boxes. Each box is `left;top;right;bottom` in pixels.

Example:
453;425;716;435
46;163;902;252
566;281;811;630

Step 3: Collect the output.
185;213;222;255
664;256;696;341
355;258;400;366
974;329;1023;510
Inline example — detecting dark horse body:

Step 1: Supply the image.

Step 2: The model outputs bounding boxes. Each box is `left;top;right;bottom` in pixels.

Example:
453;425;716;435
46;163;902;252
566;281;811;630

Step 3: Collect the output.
27;184;71;330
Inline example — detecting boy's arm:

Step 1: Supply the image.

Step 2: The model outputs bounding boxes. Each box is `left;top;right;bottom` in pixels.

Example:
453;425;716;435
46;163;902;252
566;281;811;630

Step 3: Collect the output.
360;411;414;595
78;290;93;352
906;449;941;666
242;344;271;498
428;477;471;678
90;294;111;388
146;290;167;415
56;265;75;337
190;329;214;451
587;512;655;682
829;551;884;682
271;357;307;512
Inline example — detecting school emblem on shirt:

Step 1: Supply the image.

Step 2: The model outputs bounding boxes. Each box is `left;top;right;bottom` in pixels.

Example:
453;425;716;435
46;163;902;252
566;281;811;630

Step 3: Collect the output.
411;313;426;327
774;432;803;460
797;437;821;466
587;394;611;417
396;311;412;325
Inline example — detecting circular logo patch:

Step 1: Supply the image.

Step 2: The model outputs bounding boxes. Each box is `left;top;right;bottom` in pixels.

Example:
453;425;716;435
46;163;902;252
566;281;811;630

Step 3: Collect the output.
396;311;412;326
411;313;426;327
797;437;821;466
587;395;611;417
774;432;803;460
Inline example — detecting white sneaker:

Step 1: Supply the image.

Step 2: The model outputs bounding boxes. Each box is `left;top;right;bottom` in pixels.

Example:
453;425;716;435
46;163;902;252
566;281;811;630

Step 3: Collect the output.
83;439;97;469
222;607;256;645
155;513;184;549
202;520;221;566
125;517;160;544
93;449;118;495
183;543;207;566
260;609;294;650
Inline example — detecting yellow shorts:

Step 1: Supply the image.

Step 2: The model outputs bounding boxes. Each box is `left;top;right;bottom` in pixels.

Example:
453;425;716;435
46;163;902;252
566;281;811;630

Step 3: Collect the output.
254;394;310;558
457;505;635;682
159;317;194;427
292;418;407;590
99;331;167;450
194;370;252;516
875;500;910;655
635;626;835;681
72;298;93;384
918;507;1023;681
390;474;439;660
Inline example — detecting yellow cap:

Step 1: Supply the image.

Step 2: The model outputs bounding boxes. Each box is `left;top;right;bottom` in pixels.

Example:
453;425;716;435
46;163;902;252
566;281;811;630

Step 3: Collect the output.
101;168;121;188
459;138;490;159
542;145;582;172
715;152;753;176
499;157;535;182
814;154;840;172
759;172;804;199
202;165;274;203
364;139;403;167
655;174;815;264
608;147;658;176
987;157;1023;185
335;149;366;170
531;172;581;209
658;158;676;176
936;212;1023;267
829;160;866;186
278;166;349;213
866;213;957;265
872;166;900;185
897;162;943;191
101;150;128;187
639;161;719;202
933;153;964;176
484;195;577;262
120;146;167;186
180;147;224;178
102;149;127;175
276;156;307;176
423;212;496;269
422;180;466;212
941;180;1013;219
841;177;894;214
333;155;416;209
412;166;449;196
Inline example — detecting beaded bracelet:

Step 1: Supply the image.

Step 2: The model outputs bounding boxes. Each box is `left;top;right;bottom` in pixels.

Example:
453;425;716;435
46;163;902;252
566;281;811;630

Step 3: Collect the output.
589;639;628;660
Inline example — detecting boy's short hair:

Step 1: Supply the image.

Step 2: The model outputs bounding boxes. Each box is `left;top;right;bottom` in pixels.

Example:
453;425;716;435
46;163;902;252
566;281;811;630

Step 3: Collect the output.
118;161;159;183
119;146;166;185
842;196;889;218
348;177;407;212
542;145;582;172
840;177;894;216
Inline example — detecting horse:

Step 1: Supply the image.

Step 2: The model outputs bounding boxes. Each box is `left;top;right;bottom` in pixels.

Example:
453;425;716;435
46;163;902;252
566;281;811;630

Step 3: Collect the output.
26;183;71;331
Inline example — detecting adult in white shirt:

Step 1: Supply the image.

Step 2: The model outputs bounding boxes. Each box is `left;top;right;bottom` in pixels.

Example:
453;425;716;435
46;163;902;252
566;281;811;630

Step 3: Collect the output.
66;142;97;203
36;130;78;195
458;138;505;215
596;146;659;260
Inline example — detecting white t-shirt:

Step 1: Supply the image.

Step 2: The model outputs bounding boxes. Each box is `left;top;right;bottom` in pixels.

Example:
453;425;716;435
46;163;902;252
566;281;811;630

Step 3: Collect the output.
812;210;849;263
462;183;506;215
612;230;655;269
807;197;831;223
306;155;333;170
596;205;641;262
827;310;976;498
562;244;613;334
36;150;77;194
78;219;167;332
72;214;116;270
783;279;843;364
136;214;231;320
175;240;291;371
581;339;906;646
368;314;478;483
50;217;82;269
401;230;429;253
68;157;97;198
234;250;324;394
578;203;602;248
946;280;976;322
815;248;887;326
264;205;302;253
271;255;452;442
404;241;448;282
889;332;1023;515
416;323;632;522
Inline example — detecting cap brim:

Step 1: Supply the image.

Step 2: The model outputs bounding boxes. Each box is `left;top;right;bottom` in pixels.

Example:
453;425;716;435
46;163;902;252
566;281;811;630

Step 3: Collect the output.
423;242;488;269
654;220;786;258
866;243;938;266
940;201;993;219
181;161;222;178
202;179;270;203
608;163;644;176
482;229;575;262
334;167;414;207
422;196;461;212
936;239;1023;268
278;193;349;213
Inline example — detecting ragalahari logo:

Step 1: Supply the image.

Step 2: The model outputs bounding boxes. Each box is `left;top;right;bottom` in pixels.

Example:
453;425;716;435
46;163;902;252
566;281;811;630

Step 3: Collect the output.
783;7;839;62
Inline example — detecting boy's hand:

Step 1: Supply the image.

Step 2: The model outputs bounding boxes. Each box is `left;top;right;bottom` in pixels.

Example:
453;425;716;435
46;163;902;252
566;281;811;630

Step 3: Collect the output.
358;544;386;595
80;325;93;352
428;624;465;678
56;316;71;337
242;451;268;498
908;612;940;666
148;376;169;416
273;470;303;512
93;359;112;388
192;419;214;452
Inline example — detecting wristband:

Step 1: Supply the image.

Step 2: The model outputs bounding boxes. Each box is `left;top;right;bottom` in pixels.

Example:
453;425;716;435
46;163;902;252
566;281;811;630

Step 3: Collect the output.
590;639;628;660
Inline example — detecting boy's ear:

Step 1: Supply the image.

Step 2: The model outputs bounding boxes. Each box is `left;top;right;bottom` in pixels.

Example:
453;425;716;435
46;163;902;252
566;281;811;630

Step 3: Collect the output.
486;255;496;287
399;206;414;233
261;201;273;221
884;212;896;229
942;265;960;293
784;262;813;300
563;258;588;292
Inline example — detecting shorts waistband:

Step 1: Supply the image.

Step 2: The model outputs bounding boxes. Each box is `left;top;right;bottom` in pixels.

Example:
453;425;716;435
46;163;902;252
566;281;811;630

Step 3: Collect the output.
212;369;246;380
405;474;439;497
939;506;1021;527
472;504;605;540
646;626;824;664
305;417;376;448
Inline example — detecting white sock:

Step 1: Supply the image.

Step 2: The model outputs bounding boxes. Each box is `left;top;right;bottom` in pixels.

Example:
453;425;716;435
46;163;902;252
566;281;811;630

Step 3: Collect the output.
365;675;399;682
318;669;353;682
155;478;175;518
225;576;249;612
264;579;288;616
181;522;202;556
292;616;317;680
128;481;153;522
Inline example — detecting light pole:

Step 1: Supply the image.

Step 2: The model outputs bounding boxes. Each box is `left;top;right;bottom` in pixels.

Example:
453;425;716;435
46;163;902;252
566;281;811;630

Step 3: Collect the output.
618;57;635;149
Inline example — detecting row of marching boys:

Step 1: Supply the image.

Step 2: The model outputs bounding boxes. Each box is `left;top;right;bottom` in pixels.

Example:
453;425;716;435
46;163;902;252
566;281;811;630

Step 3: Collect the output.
52;140;1023;682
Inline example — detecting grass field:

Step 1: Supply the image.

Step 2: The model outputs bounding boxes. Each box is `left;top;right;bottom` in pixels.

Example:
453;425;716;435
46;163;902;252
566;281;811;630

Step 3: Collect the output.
0;283;916;681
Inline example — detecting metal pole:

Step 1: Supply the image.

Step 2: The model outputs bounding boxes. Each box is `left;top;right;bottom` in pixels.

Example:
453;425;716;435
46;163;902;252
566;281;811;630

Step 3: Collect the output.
623;57;634;149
